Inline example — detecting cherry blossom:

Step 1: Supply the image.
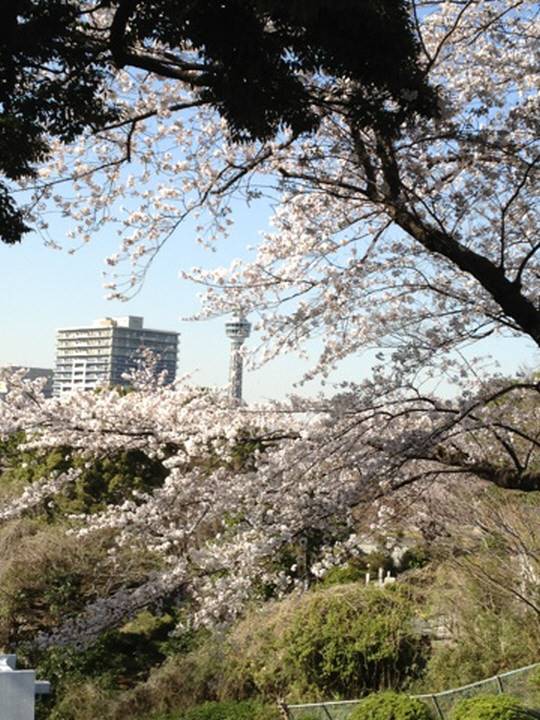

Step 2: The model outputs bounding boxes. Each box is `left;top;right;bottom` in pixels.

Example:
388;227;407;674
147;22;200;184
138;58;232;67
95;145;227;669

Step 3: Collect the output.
1;364;538;645
2;1;539;645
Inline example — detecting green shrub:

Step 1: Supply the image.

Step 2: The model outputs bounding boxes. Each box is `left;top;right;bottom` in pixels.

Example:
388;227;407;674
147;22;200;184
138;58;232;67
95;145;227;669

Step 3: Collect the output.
529;667;540;688
153;700;280;720
40;680;115;720
321;563;366;586
349;691;433;720
400;546;431;571
450;695;524;720
0;519;161;651
105;583;429;717
282;584;429;697
528;667;540;708
52;449;168;515
0;438;168;516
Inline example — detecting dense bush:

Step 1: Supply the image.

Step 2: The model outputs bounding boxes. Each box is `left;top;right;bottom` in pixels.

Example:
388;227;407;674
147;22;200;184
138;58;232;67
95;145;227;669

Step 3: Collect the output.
0;520;101;647
154;700;280;720
39;680;115;720
0;435;69;499
349;691;433;720
320;563;367;586
80;582;428;718
0;518;162;649
450;695;524;720
106;635;232;719
281;584;429;697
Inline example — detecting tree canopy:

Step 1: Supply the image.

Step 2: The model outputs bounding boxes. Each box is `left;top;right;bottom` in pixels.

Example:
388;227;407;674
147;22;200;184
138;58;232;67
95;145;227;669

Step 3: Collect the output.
0;0;538;655
0;0;116;243
0;0;435;244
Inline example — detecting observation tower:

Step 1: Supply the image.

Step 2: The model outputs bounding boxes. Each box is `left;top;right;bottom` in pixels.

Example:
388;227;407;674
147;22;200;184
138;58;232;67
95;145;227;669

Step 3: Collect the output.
225;313;251;403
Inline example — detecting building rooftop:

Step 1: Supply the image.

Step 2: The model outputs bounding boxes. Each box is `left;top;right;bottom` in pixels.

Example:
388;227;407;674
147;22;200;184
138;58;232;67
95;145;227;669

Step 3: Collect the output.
57;316;178;334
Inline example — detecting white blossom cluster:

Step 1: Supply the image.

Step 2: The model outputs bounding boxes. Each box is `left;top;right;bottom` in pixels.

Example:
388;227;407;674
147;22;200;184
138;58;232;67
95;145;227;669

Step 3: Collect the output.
0;467;81;522
0;365;538;646
16;2;538;378
2;1;539;646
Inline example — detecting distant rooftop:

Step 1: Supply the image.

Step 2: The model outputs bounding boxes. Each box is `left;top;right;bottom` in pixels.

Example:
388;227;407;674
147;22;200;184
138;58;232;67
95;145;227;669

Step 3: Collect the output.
58;316;177;334
93;316;144;329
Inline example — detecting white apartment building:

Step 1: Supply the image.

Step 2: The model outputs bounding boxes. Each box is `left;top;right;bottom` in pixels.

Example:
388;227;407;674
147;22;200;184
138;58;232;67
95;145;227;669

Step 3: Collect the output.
54;316;178;395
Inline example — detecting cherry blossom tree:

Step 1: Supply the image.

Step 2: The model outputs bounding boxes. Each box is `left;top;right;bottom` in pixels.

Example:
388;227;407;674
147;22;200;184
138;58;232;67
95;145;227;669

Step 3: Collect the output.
22;0;538;488
1;1;539;645
22;1;538;349
0;366;538;647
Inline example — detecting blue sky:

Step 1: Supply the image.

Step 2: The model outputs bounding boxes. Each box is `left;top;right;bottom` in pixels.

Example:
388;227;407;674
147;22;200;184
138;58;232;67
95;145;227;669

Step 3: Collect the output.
0;193;342;401
1;189;538;401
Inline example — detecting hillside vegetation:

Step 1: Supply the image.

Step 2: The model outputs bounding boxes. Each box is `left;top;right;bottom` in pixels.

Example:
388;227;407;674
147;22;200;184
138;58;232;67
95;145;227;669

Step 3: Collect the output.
0;433;538;719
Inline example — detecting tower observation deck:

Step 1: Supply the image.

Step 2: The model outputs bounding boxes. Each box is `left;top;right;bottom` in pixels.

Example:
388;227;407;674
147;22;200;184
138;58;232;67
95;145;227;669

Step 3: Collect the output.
225;314;251;403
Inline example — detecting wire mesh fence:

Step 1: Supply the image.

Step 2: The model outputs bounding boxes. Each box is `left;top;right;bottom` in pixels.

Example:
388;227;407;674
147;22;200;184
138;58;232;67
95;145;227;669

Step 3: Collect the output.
281;662;540;720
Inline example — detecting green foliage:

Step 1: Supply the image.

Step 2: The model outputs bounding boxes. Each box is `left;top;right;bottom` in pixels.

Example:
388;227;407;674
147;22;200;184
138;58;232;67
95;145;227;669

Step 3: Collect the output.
321;563;367;586
0;438;168;516
421;490;540;692
0;516;162;653
528;667;540;700
250;523;355;601
53;450;168;515
37;613;178;686
152;700;280;720
319;540;432;588
107;634;232;719
0;184;32;243
320;549;395;588
5;440;539;720
75;582;428;718
220;582;429;702
400;546;432;572
0;434;70;498
0;0;116;243
33;611;202;720
422;608;540;693
0;0;437;243
0;521;99;646
363;549;396;575
450;695;524;720
282;584;429;698
175;0;433;139
349;691;433;720
37;679;115;720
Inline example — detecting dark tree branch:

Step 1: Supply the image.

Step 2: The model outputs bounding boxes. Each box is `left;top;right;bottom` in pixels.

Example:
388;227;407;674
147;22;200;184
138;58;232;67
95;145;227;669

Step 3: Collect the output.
388;204;540;346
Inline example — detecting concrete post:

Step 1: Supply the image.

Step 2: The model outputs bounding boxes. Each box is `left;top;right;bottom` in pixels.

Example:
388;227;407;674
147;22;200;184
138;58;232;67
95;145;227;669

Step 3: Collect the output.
0;655;50;720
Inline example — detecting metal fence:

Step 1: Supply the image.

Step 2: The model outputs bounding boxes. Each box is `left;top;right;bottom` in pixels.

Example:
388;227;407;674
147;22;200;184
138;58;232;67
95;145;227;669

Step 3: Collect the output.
281;662;540;720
